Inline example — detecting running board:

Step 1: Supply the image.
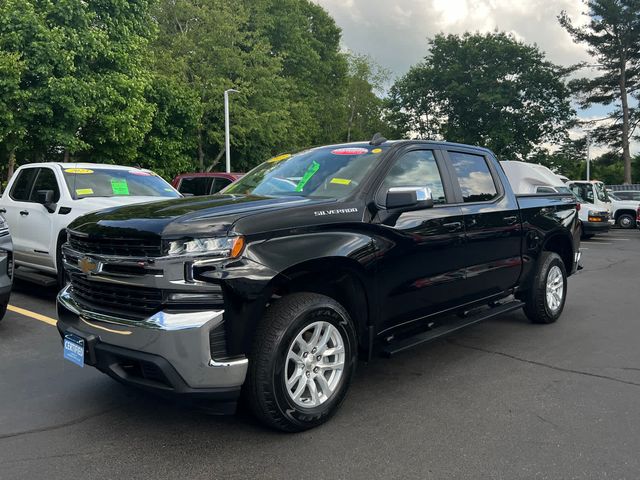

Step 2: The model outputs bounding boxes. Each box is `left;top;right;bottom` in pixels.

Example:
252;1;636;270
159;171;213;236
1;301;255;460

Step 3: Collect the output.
14;269;58;287
382;300;524;358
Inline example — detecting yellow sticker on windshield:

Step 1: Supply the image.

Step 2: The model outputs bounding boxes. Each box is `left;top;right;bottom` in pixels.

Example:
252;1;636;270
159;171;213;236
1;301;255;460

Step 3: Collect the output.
65;168;93;174
76;188;94;196
267;154;291;163
372;148;382;154
330;178;352;185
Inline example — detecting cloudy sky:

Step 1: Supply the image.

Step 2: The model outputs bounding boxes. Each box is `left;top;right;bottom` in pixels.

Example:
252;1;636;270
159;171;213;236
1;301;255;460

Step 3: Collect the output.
315;0;637;156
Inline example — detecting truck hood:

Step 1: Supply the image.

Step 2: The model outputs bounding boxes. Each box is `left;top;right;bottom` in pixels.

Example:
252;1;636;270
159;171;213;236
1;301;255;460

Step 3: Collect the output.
68;194;333;238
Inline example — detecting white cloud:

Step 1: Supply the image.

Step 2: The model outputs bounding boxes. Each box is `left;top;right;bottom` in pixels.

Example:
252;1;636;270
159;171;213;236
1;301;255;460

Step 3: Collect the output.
315;0;638;155
315;0;591;80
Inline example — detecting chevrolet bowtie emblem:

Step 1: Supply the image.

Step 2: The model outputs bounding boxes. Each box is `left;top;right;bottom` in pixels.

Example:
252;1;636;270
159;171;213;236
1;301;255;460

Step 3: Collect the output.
78;256;100;275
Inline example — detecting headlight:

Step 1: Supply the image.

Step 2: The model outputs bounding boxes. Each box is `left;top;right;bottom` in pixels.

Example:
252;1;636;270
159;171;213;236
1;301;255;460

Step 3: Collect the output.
167;236;245;259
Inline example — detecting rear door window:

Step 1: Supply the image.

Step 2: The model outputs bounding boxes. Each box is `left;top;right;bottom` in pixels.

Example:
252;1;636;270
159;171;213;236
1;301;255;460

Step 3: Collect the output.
211;177;232;193
10;168;39;201
178;177;213;196
449;151;498;203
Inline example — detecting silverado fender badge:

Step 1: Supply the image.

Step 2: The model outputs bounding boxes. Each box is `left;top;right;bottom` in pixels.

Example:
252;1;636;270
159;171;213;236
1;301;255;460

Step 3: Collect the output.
78;256;101;275
314;208;359;217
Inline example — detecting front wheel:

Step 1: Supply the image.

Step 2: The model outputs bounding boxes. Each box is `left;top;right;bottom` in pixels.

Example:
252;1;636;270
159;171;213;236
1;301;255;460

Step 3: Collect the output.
523;252;567;324
246;293;357;432
617;213;635;229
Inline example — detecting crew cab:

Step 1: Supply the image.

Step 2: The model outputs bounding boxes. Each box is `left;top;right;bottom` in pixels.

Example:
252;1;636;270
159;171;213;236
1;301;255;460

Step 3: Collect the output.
57;139;581;431
0;163;180;287
171;172;243;196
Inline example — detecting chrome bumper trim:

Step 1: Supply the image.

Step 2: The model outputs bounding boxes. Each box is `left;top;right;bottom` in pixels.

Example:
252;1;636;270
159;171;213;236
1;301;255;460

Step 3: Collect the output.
57;285;248;388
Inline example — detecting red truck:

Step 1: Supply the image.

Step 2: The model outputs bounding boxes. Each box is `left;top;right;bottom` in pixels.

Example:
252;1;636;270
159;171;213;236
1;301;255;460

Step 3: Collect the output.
171;172;243;196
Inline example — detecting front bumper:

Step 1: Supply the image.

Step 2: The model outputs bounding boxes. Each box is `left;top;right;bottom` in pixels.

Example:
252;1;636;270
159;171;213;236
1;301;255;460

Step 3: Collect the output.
57;286;248;409
582;220;610;234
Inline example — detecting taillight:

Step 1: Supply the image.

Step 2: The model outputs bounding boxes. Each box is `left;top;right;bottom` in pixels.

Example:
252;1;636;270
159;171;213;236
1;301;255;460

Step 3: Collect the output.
576;203;581;212
636;207;640;221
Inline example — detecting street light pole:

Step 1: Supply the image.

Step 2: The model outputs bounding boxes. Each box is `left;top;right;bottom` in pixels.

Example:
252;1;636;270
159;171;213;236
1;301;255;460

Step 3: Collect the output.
586;133;591;181
224;89;239;173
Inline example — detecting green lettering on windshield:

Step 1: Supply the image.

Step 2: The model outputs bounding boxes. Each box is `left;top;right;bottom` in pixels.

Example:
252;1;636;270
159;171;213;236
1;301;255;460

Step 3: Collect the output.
295;161;320;192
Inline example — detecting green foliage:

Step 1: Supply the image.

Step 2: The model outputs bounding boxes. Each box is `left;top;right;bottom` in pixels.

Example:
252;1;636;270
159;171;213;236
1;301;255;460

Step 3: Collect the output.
388;32;575;160
344;53;392;142
0;0;156;168
559;0;640;183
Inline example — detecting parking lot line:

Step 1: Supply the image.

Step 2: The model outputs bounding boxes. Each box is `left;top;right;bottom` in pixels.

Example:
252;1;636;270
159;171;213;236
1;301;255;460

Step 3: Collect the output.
7;305;57;327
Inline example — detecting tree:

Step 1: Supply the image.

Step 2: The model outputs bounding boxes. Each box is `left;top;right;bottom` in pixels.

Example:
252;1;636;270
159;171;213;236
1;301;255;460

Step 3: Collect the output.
151;0;295;173
388;32;575;159
0;0;156;175
0;51;26;179
528;137;588;179
344;53;391;142
559;0;640;184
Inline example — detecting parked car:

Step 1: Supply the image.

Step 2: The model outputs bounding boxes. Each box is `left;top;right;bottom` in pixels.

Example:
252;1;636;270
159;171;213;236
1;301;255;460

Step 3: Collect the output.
608;191;640;229
0;215;13;322
172;172;243;196
58;139;580;431
0;163;180;288
568;180;613;238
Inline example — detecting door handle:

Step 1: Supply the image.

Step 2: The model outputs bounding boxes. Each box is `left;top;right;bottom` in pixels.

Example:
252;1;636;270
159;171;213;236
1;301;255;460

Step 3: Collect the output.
19;210;29;216
503;215;518;225
0;208;5;214
442;221;462;231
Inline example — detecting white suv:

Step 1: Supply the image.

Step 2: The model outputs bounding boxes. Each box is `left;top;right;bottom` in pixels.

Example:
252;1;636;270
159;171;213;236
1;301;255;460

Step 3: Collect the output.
0;163;180;287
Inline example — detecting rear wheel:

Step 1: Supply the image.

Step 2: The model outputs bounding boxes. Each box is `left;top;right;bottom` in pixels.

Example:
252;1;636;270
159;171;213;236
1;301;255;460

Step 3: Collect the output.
246;292;357;432
523;252;567;324
617;213;635;229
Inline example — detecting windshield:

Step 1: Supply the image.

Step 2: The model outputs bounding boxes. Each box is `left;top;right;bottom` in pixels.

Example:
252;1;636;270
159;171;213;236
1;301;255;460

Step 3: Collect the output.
570;183;593;203
63;168;180;199
594;182;610;202
223;145;389;198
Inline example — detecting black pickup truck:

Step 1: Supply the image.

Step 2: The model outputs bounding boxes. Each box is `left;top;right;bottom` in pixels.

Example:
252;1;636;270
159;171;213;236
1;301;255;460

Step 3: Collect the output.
57;138;581;431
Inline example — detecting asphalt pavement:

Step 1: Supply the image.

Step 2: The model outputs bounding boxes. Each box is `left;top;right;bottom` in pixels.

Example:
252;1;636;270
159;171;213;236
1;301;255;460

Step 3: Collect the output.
1;230;639;479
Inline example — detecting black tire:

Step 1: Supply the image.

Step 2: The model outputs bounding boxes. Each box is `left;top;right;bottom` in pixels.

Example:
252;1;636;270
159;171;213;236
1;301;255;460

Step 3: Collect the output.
523;252;567;324
0;302;6;322
581;233;594;240
246;292;357;432
617;213;635;229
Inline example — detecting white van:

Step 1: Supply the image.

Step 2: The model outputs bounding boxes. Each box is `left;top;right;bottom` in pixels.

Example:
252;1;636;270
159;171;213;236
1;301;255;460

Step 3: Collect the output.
567;180;612;238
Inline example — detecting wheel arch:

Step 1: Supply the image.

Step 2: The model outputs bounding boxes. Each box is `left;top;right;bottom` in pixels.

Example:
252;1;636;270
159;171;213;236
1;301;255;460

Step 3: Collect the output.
238;257;373;358
614;209;636;220
542;233;573;273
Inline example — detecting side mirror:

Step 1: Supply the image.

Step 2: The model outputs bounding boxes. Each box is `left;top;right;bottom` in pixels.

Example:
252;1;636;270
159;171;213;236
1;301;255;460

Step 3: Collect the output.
37;190;56;213
385;186;434;210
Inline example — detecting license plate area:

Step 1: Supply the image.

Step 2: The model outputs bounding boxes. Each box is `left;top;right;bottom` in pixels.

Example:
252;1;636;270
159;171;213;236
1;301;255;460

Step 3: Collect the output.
63;333;85;367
